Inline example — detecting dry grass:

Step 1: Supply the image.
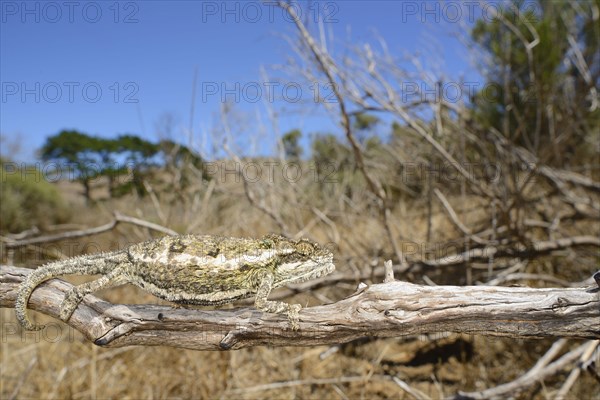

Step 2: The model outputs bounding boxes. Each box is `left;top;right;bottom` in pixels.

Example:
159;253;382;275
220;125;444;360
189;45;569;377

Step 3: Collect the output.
2;163;599;399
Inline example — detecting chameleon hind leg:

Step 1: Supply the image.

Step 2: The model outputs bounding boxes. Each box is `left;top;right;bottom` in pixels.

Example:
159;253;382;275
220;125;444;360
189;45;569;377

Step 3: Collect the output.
59;266;127;322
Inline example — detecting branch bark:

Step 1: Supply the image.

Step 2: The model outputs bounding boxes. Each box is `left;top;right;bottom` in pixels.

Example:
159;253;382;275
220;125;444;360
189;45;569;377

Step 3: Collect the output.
2;265;598;351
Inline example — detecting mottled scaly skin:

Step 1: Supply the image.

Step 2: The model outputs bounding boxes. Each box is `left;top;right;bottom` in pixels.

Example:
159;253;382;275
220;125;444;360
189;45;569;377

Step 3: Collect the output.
15;234;335;331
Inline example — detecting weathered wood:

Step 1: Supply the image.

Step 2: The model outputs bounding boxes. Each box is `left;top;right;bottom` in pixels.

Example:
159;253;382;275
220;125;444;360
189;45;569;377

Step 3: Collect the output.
1;265;598;351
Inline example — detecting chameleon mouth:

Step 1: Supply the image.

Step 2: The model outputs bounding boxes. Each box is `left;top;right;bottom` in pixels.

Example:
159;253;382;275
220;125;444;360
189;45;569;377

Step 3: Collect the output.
296;260;335;282
276;254;335;285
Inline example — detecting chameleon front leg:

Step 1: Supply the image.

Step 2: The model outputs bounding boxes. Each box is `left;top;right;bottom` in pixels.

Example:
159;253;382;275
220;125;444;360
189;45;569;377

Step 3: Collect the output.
254;271;302;330
59;267;126;322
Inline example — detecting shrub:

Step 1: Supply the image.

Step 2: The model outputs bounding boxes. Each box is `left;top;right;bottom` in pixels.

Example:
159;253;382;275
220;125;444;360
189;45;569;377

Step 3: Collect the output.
1;160;71;233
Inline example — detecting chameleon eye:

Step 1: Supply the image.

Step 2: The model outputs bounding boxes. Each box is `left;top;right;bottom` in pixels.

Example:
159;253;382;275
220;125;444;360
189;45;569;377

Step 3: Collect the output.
296;241;314;256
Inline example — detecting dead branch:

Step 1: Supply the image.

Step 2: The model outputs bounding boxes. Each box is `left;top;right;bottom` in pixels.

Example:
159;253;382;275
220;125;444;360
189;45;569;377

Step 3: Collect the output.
483;273;586;288
555;340;599;399
455;339;598;400
221;122;290;236
393;376;431;400
268;262;597;302
224;375;392;395
2;212;178;250
276;0;405;268
2;265;598;351
418;235;600;267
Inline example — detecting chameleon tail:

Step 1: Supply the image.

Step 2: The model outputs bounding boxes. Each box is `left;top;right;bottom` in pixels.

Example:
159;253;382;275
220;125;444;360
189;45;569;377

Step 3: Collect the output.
15;252;124;331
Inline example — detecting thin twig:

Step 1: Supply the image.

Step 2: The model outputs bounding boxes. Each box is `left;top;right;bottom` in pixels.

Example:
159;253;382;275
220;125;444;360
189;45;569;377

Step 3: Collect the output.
275;0;405;268
483;273;581;288
433;188;488;245
3;212;178;249
221;140;289;235
8;355;38;400
419;236;600;267
555;340;599;399
393;376;431;400
455;340;590;399
225;375;391;394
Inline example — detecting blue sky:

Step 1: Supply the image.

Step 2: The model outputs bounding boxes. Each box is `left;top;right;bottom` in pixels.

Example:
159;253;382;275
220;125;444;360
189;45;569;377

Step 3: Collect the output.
1;1;482;162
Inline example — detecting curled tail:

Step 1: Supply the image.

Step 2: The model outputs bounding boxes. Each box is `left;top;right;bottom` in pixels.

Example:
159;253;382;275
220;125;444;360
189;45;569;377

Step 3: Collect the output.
15;253;121;331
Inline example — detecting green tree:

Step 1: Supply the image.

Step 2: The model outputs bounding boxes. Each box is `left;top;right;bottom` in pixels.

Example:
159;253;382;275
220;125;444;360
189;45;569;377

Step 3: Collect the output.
311;133;354;183
1;159;70;233
353;113;380;131
94;137;123;197
40;131;162;200
353;113;380;144
470;0;599;165
160;140;205;169
116;134;159;164
115;134;159;196
281;129;303;160
159;139;210;192
39;130;102;201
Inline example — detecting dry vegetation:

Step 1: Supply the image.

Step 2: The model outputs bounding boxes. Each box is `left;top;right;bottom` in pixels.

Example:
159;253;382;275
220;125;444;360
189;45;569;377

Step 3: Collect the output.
2;1;600;399
2;163;598;398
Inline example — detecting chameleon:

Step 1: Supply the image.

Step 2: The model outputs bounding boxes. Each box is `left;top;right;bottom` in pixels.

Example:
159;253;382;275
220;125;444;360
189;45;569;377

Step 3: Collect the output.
15;234;335;331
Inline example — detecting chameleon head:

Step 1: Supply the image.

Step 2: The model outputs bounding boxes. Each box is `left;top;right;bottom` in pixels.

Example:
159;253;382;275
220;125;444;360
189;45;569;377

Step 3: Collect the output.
265;234;335;287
